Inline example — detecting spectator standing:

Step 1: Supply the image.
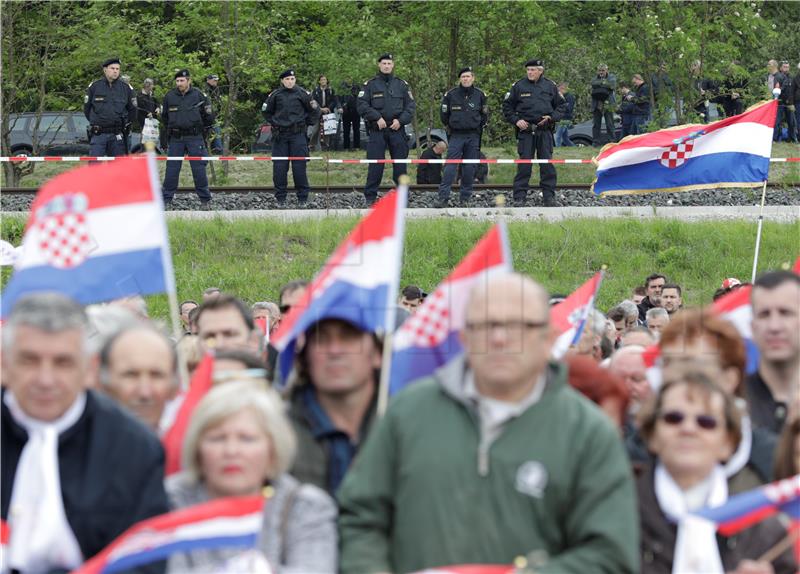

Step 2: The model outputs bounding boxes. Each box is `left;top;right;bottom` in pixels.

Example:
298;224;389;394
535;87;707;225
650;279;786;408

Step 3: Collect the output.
719;63;747;118
607;345;651;465
554;81;575;147
618;82;636;138
341;81;361;150
262;69;320;206
204;73;223;154
630;74;651;134
338;273;639;573
135;78;159;131
287;318;382;496
767;59;780;92
1;294;169;571
794;62;800;141
638;273;666;323
398;285;426;312
502;59;567;207
690;60;718;123
590;63;617;146
660;283;683;316
196;294;260;355
358;54;416;207
161;69;214;210
84;57;136;157
435;67;488;208
179;299;199;334
645;307;670;341
309;75;339;151
416;140;447;185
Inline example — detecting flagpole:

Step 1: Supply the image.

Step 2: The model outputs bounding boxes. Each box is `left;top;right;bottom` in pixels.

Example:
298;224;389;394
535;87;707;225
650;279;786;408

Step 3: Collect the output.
751;180;768;283
756;525;799;564
146;144;190;391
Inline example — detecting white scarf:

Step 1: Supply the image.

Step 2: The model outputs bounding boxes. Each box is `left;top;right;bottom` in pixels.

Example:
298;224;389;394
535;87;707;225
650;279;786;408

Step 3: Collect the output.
724;413;752;478
655;463;727;574
4;391;86;573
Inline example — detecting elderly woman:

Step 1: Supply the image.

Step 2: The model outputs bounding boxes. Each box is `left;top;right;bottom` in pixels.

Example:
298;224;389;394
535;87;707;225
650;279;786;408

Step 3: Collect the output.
637;370;796;573
166;380;337;573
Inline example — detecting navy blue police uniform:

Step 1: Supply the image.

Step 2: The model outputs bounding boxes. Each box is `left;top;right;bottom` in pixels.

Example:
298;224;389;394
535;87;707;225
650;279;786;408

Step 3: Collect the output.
261;69;320;205
83;58;137;157
502;59;567;206
357;54;416;205
161;69;214;207
437;67;488;206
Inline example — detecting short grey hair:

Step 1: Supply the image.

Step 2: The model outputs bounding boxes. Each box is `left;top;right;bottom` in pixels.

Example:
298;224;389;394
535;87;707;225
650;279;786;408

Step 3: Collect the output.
586;309;608;336
2;293;88;354
646;307;670;322
618;299;639;320
182;381;297;484
252;301;271;312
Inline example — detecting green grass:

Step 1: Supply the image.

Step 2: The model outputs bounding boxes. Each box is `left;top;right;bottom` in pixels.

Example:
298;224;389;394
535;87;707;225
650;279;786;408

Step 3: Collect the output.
3;215;798;320
3;143;798;188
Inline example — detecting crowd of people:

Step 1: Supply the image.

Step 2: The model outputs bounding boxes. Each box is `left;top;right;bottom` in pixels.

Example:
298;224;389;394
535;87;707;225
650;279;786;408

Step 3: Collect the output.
2;261;798;573
83;54;799;211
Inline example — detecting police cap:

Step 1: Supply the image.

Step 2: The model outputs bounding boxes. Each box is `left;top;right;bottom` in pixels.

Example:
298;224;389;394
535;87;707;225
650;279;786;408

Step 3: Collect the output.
102;57;121;68
525;59;544;68
377;53;393;63
206;74;219;81
174;69;191;79
458;66;473;77
279;69;295;79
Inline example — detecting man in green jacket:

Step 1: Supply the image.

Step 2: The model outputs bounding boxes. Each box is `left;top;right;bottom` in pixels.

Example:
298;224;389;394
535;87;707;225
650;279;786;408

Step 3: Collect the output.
338;273;639;574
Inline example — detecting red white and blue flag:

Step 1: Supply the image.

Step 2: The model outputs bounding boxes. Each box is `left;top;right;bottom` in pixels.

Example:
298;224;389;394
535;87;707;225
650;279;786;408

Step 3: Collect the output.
550;271;604;359
1;156;173;317
389;223;512;395
591;100;777;196
694;474;800;536
71;495;265;574
712;284;759;375
272;188;408;385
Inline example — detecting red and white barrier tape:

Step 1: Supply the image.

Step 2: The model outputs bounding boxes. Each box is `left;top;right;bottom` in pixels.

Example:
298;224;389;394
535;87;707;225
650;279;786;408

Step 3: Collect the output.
1;156;798;163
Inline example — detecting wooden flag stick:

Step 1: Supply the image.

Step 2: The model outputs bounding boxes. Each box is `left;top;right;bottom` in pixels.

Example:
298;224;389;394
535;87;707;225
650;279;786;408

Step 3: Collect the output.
751;180;768;283
756;524;798;564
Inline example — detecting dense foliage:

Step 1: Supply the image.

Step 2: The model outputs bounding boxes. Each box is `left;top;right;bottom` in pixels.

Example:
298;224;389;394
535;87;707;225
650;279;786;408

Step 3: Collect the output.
2;0;797;166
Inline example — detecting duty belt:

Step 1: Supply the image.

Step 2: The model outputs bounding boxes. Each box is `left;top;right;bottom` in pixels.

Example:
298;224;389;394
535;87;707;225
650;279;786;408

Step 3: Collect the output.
91;125;123;135
169;127;202;137
275;124;305;134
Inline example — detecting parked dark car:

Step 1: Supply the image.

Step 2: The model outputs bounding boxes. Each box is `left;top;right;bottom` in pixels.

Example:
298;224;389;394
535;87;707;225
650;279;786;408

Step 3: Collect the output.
252;116;447;153
8;111;161;156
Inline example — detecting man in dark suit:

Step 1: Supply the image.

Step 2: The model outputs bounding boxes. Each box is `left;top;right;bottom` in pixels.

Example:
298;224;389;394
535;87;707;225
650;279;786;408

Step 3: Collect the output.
1;293;169;572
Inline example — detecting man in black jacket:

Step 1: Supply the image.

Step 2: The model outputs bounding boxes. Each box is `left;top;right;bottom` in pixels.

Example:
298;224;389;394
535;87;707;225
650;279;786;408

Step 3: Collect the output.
1;293;169;572
84;57;137;156
435;67;488;208
590;64;616;146
309;75;339;151
502;59;567;207
161;69;215;209
342;82;361;150
358;53;416;206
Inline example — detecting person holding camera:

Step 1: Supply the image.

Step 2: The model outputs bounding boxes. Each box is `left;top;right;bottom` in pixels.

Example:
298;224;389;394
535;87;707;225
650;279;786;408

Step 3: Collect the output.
161;69;214;210
590;63;617;146
84;57;137;157
502;59;567;207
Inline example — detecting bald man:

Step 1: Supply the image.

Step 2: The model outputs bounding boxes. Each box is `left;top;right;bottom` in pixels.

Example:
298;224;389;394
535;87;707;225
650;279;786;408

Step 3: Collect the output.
339;273;639;573
100;326;177;433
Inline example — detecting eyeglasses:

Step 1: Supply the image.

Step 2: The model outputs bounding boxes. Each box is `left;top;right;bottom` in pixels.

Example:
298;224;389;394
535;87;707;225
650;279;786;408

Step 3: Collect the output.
465;320;548;335
660;410;719;430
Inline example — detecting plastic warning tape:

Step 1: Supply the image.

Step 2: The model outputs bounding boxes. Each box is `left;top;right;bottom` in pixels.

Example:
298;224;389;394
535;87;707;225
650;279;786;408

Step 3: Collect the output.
1;156;798;163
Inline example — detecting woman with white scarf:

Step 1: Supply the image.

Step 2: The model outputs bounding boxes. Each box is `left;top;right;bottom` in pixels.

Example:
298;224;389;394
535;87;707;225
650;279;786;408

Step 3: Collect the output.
636;370;796;574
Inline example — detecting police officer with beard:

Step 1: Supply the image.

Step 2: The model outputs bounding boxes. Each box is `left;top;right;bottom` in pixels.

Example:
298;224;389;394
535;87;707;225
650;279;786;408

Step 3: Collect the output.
262;69;319;206
162;69;214;209
84;57;137;157
436;66;488;208
358;53;416;207
502;59;566;207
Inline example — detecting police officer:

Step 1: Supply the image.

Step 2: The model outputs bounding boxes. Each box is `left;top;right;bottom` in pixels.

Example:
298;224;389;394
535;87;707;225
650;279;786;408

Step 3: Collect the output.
358;53;416;207
84;57;137;157
161;69;214;210
436;67;488;208
502;59;567;207
262;69;320;206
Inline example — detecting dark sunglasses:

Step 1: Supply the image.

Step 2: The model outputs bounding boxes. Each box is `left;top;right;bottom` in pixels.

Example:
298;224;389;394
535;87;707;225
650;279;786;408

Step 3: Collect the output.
279;305;291;314
660;410;719;431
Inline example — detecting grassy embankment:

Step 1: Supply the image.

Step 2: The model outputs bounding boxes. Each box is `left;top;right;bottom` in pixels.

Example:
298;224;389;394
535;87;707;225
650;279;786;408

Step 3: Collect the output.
3;143;799;189
2;215;798;320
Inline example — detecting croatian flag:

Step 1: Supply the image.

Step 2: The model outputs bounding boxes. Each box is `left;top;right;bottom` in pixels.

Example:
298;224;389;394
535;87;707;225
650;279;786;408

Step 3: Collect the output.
1;156;173;317
72;495;265;574
694;474;800;536
712;284;759;375
272;187;407;385
389;223;512;395
591;100;777;196
550;271;604;359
